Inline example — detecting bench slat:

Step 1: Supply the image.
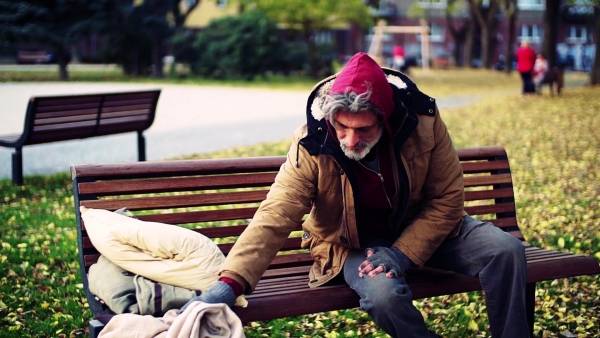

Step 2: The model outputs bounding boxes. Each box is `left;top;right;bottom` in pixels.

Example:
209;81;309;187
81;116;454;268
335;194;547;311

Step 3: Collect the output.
29;127;97;144
102;101;156;110
34;115;98;127
71;156;285;179
36;108;100;119
36;97;102;108
218;238;305;255
138;208;260;225
463;173;512;187
487;216;518;228
455;146;507;160
79;189;268;211
33;121;97;132
83;250;314;270
100;109;152;118
77;173;277;195
464;187;514;201
464;202;515;216
461;160;510;174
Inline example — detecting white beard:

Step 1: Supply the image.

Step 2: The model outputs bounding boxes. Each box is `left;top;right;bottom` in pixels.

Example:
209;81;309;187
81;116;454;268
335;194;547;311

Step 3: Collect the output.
339;130;383;161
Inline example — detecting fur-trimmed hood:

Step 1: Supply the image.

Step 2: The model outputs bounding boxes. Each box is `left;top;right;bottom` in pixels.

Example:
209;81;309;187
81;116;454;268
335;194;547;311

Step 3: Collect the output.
300;53;437;158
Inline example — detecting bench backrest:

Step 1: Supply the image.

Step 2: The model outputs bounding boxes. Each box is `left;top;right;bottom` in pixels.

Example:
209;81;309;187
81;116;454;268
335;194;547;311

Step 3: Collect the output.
71;146;523;314
18;90;160;147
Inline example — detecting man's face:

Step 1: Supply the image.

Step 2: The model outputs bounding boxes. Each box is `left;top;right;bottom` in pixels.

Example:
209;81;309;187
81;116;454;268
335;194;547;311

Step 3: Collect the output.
332;110;383;161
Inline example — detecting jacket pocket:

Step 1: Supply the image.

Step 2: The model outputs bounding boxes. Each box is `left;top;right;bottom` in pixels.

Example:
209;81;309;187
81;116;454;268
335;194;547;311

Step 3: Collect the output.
302;231;333;276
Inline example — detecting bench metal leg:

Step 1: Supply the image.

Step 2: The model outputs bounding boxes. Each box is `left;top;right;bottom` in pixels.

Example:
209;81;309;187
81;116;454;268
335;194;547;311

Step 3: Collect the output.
137;131;146;161
12;148;23;185
526;282;536;338
89;319;105;338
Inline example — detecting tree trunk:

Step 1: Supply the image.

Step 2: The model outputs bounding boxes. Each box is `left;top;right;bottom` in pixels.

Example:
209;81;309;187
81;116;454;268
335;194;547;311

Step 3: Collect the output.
485;2;499;69
446;5;470;67
469;0;499;69
152;36;164;78
464;4;477;68
452;39;462;67
504;2;517;74
303;22;318;79
591;6;600;85
132;44;140;76
464;27;474;67
542;0;560;67
55;44;70;80
480;25;490;68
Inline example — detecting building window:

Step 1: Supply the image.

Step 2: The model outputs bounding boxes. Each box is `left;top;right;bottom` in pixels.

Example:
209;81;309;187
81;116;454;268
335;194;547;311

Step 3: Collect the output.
315;31;333;44
417;23;444;43
517;0;544;10
417;0;446;8
217;0;227;8
519;24;542;43
567;26;588;43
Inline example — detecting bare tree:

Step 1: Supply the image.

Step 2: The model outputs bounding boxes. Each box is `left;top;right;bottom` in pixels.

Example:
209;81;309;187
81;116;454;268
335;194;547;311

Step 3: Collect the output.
589;2;600;84
463;4;477;68
445;0;471;67
503;0;518;73
542;0;561;67
172;0;201;29
467;0;500;68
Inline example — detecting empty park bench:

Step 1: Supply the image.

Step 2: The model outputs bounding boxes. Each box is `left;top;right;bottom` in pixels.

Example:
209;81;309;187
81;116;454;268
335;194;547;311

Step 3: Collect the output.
71;145;600;337
16;50;52;64
0;90;161;185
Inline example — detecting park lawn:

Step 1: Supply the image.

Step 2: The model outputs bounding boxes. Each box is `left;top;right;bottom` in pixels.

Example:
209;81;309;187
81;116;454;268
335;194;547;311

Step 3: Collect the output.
0;64;588;95
0;70;598;337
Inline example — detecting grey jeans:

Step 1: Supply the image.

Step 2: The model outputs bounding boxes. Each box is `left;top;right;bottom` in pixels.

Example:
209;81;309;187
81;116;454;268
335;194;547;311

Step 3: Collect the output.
343;215;529;338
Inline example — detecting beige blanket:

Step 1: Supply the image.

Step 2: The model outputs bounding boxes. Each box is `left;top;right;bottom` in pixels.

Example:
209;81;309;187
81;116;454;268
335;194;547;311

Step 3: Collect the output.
98;301;245;338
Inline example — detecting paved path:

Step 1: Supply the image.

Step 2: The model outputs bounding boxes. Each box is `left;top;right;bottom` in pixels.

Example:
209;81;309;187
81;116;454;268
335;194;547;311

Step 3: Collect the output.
0;82;479;180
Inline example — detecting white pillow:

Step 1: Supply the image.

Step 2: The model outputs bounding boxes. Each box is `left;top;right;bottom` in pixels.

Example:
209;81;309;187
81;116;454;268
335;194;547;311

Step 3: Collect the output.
80;206;247;307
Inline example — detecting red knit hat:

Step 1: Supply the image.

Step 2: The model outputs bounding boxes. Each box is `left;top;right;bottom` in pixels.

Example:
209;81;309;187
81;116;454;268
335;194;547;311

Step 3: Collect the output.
329;52;394;120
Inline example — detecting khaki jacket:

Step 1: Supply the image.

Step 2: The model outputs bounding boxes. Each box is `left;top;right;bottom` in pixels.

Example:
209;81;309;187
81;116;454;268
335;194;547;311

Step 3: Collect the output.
220;69;464;292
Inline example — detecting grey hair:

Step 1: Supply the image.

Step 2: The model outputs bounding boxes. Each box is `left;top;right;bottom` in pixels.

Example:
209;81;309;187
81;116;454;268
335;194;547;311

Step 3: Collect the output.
321;85;385;123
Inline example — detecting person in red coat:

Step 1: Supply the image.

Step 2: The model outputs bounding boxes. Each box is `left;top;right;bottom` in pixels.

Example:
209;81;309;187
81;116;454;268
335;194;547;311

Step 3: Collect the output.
516;40;537;95
392;45;405;71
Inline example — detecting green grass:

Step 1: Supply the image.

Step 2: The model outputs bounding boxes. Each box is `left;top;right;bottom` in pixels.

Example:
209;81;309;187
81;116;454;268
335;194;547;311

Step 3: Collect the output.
0;65;318;91
0;69;598;337
1;64;588;95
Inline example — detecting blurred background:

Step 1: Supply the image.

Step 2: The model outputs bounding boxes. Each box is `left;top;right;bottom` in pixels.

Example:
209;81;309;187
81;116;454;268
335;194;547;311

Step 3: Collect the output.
0;0;598;83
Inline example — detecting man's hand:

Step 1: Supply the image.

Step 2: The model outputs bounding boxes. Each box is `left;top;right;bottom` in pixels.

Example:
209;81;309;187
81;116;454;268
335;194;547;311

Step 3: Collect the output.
179;281;236;312
358;246;412;278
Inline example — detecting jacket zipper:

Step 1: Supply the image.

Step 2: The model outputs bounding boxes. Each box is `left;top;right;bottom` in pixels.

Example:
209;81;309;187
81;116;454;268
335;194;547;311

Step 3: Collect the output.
340;174;353;248
358;161;392;208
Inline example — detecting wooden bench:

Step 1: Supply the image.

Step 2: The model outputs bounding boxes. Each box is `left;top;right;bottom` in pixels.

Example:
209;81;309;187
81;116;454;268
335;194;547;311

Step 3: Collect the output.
16;50;52;64
0;90;161;185
71;145;600;338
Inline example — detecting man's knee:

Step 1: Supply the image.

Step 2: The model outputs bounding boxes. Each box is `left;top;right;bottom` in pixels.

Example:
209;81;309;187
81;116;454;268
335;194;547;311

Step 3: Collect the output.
357;275;412;313
494;234;526;268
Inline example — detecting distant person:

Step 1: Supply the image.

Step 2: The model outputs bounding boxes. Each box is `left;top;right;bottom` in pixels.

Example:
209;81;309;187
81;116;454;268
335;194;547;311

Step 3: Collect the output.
392;45;405;71
516;40;536;95
533;52;549;93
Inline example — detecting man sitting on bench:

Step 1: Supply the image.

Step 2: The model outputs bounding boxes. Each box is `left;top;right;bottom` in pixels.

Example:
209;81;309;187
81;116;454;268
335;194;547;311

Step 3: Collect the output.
183;53;529;337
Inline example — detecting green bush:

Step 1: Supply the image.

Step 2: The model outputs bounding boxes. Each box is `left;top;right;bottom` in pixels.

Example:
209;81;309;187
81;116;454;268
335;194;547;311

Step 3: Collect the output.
189;10;287;80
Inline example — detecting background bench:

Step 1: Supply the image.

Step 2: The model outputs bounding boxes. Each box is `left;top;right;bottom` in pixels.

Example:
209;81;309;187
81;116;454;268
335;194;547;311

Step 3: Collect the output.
16;50;52;64
71;145;600;338
0;90;161;185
